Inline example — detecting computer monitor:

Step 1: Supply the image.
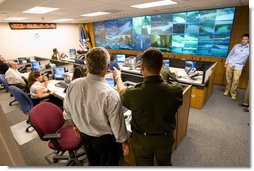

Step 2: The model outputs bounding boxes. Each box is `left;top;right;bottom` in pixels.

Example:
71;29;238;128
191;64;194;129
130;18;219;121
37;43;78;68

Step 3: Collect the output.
54;67;65;80
18;57;27;64
31;61;40;71
116;54;126;63
185;61;196;73
106;78;115;89
69;49;76;56
75;59;84;64
163;59;170;70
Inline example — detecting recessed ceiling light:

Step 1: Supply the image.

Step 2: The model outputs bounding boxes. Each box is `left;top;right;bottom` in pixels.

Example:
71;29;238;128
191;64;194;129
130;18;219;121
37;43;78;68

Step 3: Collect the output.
23;6;59;14
4;17;27;21
131;0;177;9
81;12;110;17
53;18;74;22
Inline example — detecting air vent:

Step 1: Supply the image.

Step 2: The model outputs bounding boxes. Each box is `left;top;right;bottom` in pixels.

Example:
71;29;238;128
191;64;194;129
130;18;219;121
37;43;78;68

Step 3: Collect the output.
106;9;123;13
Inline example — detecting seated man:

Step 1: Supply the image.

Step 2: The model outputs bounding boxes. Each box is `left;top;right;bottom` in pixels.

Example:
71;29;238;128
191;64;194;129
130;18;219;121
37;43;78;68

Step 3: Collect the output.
109;54;120;70
160;67;177;83
51;48;59;60
0;55;9;75
5;61;27;89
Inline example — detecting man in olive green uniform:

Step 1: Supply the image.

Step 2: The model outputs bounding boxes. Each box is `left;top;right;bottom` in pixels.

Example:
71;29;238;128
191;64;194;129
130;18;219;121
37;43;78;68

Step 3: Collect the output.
51;48;58;60
113;47;183;166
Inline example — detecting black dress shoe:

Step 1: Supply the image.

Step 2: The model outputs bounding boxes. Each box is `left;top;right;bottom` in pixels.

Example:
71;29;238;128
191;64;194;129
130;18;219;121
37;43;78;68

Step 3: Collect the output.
240;103;249;107
243;108;249;112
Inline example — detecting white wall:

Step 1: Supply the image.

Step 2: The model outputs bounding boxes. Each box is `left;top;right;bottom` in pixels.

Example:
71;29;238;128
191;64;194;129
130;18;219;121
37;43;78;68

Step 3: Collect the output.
0;23;79;60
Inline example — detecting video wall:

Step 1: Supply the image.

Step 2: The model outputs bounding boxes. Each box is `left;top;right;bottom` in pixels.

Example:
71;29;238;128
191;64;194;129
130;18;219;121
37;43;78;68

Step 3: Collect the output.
94;7;235;57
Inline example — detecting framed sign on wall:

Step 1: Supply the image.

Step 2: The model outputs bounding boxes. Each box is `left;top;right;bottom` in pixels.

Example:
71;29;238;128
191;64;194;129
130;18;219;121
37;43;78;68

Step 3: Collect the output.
9;23;56;29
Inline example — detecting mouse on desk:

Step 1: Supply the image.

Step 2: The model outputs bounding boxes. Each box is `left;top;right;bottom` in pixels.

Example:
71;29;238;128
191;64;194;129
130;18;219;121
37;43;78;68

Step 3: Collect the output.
64;87;68;93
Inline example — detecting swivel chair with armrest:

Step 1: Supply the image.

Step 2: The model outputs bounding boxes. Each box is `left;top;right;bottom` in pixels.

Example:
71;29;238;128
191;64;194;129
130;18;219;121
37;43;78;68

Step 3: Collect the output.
8;85;33;133
29;102;85;166
0;74;16;106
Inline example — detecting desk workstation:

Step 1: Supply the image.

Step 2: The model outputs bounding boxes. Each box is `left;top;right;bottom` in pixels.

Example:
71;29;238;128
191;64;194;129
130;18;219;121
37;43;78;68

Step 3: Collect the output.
117;56;216;109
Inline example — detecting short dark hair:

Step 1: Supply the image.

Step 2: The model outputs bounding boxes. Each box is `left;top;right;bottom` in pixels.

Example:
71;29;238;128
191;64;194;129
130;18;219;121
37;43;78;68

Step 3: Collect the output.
242;33;249;39
141;47;163;73
110;54;116;61
53;48;58;53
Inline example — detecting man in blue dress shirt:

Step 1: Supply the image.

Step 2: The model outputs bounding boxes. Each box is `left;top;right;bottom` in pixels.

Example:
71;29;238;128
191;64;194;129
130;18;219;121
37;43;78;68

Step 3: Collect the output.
224;33;249;100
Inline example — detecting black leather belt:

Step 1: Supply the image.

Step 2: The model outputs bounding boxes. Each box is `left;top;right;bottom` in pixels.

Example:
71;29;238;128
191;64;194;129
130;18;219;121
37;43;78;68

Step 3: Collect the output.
133;130;170;136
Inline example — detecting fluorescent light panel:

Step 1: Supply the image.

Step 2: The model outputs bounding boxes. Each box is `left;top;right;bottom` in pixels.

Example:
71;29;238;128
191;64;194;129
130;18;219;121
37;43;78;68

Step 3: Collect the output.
23;6;59;14
5;17;27;21
81;12;110;17
131;0;177;9
54;18;74;22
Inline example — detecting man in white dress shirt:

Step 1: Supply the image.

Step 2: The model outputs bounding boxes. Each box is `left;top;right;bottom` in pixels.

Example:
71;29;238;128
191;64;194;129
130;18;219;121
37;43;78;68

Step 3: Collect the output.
63;47;128;166
5;61;26;88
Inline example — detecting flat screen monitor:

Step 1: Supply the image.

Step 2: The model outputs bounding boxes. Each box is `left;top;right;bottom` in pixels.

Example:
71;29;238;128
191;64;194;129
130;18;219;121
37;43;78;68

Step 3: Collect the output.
54;67;65;80
106;78;115;89
163;59;170;70
31;61;40;71
69;49;76;56
18;57;27;64
116;54;126;63
185;61;196;73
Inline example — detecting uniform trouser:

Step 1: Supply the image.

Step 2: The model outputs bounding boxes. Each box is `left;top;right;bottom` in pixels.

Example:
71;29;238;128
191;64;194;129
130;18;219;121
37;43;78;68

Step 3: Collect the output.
225;65;242;98
131;132;174;166
80;133;121;166
244;81;249;105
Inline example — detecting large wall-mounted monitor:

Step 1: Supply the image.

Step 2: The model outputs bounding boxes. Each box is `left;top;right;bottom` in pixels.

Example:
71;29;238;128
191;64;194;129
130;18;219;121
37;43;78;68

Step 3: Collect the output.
94;7;235;57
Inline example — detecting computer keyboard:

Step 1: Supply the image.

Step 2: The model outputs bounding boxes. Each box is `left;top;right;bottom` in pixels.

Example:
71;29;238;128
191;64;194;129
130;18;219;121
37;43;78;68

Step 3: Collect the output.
55;81;69;88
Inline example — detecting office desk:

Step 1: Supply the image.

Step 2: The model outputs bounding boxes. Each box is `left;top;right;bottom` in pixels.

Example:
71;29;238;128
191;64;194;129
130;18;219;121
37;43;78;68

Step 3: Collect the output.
119;63;216;109
124;84;192;165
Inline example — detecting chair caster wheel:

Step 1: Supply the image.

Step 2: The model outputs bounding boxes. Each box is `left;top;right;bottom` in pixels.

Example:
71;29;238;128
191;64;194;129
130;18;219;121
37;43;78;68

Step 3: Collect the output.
25;128;29;133
9;102;12;106
53;159;58;163
26;120;30;124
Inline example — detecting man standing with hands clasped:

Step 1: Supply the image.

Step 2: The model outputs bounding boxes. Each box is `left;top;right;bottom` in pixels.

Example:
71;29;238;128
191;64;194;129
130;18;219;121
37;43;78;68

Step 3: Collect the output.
113;47;183;166
224;33;249;100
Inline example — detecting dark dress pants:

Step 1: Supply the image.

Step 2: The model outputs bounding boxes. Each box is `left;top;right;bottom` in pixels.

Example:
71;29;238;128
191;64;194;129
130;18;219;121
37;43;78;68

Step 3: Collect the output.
80;132;120;166
131;132;174;166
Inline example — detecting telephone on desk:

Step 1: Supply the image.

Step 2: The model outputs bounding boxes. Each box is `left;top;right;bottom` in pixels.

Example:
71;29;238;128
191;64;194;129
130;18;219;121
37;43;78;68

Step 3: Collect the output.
55;81;69;89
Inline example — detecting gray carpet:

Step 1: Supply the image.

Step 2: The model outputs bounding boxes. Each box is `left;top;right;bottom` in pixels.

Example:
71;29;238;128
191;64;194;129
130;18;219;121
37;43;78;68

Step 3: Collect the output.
0;85;250;166
171;85;250;166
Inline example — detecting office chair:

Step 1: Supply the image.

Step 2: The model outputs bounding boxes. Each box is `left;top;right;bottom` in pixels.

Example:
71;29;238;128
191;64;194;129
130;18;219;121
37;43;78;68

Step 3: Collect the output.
0;74;17;106
74;59;84;64
8;86;33;133
29;102;85;166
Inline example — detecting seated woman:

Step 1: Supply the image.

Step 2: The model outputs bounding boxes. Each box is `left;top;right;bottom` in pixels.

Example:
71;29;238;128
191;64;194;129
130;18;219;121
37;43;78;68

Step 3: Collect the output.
72;66;88;81
28;71;62;106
